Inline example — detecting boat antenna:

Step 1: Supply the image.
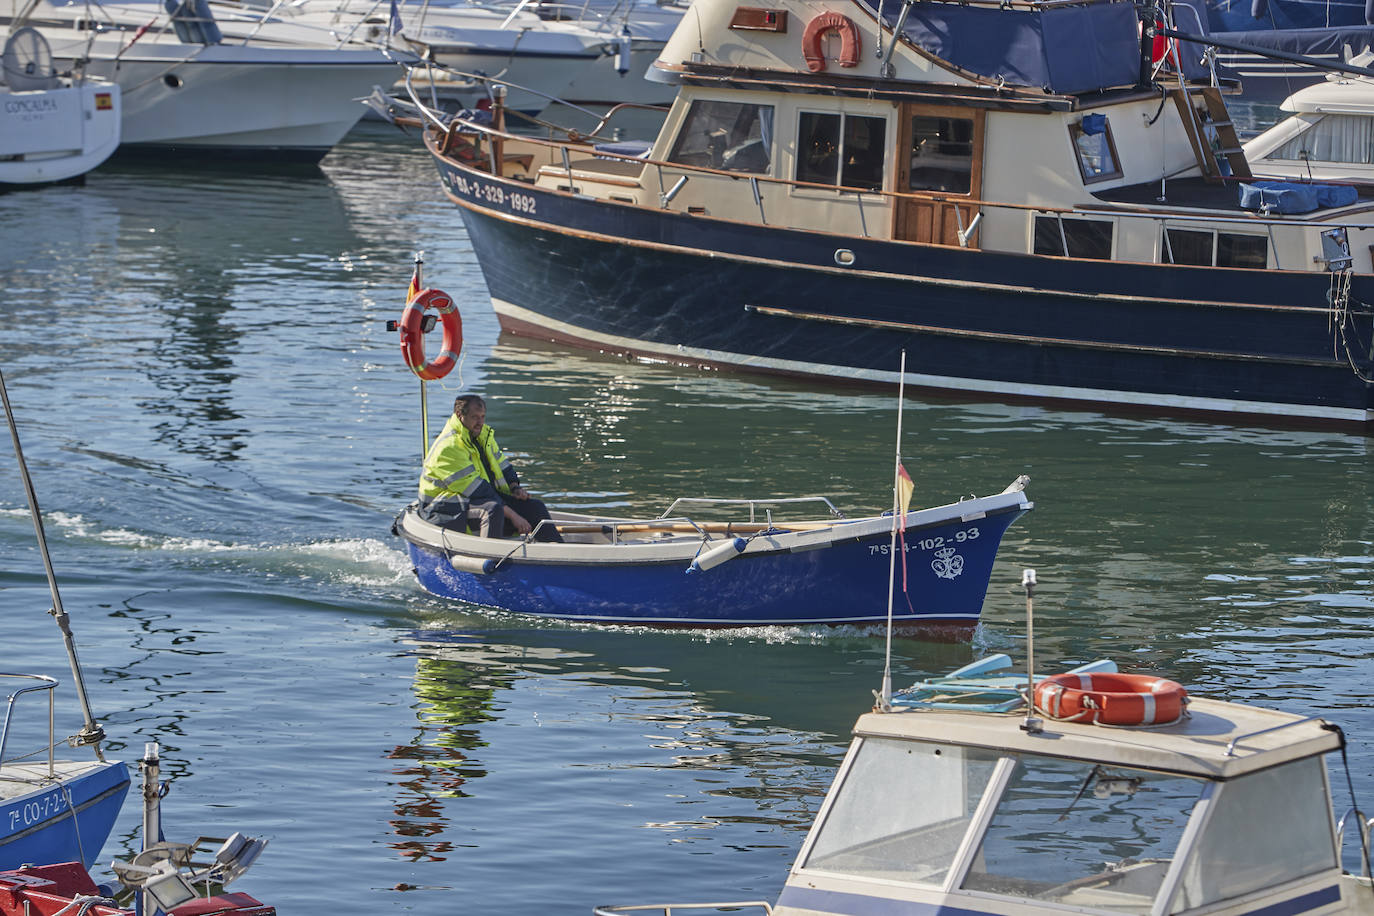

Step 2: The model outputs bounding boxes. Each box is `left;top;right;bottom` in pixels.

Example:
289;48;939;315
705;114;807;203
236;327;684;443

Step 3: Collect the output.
1021;568;1042;734
0;368;107;761
877;349;907;712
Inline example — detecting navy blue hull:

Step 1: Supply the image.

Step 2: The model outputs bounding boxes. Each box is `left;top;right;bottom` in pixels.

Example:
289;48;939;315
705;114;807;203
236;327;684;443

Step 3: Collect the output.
430;151;1374;428
405;509;1024;628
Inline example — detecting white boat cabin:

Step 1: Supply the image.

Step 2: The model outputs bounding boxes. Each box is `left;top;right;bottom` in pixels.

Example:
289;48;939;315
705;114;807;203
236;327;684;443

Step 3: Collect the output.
771;697;1373;916
479;0;1374;273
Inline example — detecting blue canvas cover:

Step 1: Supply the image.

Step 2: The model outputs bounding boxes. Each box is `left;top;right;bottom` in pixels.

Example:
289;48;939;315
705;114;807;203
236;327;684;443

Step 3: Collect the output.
1239;180;1359;213
857;0;1142;93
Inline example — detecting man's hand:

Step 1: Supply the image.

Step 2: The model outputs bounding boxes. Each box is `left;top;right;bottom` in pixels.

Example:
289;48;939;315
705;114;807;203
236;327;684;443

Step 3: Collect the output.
511;485;530;501
504;504;532;535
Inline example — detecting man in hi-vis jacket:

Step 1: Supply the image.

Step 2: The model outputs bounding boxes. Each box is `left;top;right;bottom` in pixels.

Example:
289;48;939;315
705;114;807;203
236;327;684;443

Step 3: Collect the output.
417;394;563;542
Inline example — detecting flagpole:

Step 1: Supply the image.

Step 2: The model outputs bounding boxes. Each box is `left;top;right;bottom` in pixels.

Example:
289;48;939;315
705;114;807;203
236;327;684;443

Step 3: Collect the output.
412;251;429;460
879;350;907;711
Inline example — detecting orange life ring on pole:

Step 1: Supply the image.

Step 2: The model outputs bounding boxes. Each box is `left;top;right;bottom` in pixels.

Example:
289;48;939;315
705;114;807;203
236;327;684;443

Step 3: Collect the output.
1034;672;1187;726
802;12;861;73
399;288;463;381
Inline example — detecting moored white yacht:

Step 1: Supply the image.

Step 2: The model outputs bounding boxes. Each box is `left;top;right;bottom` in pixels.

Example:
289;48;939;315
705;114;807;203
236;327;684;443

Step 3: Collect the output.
594;651;1374;916
1246;55;1374;182
0;26;120;185
9;0;401;162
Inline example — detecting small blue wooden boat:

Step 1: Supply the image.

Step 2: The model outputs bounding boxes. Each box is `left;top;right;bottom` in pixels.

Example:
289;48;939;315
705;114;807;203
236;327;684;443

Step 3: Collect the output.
394;478;1032;629
0;674;130;871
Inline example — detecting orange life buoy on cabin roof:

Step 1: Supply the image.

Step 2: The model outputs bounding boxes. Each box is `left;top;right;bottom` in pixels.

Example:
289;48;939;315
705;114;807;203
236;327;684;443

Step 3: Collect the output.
399;288;463;381
802;12;861;73
1034;672;1187;726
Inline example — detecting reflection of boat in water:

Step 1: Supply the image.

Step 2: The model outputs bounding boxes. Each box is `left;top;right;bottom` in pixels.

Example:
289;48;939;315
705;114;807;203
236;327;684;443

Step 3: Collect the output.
596;649;1374;915
394;481;1032;630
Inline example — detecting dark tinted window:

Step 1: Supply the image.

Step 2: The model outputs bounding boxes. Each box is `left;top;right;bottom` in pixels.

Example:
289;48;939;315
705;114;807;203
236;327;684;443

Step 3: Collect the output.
1164;228;1213;266
841;115;886;190
1217;233;1268;268
797;111;841;184
1033;216;1113;259
909;116;973;193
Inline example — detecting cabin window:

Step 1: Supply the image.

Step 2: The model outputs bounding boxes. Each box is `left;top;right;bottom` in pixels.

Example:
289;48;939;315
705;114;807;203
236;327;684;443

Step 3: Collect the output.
1033;215;1113;259
795;112;887;190
802;738;999;886
1163;228;1268;268
1069;113;1123;184
907;115;975;193
960;754;1199;913
1169;756;1337;912
1264;114;1374;165
667;100;774;174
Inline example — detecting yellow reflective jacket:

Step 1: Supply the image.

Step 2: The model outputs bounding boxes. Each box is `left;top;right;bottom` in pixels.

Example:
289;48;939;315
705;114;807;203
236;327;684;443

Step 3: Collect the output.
418;415;518;507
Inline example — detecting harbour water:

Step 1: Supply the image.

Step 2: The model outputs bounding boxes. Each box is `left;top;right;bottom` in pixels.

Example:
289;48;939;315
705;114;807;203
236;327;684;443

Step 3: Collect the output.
2;123;1372;914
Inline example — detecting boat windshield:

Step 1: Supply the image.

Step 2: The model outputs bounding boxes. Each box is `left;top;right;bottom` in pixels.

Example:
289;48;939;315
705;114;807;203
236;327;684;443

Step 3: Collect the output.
800;737;1337;914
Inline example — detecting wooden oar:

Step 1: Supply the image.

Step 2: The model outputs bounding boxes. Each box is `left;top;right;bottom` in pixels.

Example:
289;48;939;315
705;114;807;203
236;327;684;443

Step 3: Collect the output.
552;519;848;535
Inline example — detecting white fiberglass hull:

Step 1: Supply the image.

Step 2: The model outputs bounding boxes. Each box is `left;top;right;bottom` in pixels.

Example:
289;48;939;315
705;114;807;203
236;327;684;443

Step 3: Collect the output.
0;81;121;185
38;31;397;158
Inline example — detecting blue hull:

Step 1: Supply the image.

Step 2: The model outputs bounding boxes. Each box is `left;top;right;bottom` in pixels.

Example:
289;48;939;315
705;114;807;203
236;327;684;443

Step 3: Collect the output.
404;507;1026;627
0;760;130;870
428;145;1374;429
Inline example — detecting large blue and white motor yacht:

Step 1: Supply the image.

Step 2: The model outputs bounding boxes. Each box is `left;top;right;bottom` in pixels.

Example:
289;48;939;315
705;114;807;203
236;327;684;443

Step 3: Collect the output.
400;0;1374;430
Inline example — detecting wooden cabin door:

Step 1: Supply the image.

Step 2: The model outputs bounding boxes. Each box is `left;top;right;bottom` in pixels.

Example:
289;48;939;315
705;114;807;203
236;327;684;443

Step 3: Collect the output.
893;105;985;247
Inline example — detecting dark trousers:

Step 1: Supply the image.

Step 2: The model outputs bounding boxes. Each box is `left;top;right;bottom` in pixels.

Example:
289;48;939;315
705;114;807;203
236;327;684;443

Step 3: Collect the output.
467;496;563;542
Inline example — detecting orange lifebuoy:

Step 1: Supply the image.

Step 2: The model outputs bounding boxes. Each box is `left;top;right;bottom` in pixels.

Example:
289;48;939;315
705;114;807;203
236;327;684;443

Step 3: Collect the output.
1034;672;1187;726
400;288;463;381
802;12;861;73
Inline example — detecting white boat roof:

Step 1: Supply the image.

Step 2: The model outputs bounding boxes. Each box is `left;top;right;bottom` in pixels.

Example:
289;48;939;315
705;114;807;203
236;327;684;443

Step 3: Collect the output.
1281;75;1374;114
856;695;1341;780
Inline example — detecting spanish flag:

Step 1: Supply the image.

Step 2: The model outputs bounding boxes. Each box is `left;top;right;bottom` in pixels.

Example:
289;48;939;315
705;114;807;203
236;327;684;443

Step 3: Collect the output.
406;264;420;303
896;463;914;518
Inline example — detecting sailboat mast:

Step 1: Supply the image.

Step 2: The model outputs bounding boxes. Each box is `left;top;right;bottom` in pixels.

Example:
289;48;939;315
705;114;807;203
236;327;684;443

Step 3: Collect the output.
0;369;107;762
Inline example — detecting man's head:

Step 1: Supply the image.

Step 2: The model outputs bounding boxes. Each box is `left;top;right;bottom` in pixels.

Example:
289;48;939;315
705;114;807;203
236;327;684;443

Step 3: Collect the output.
455;394;486;437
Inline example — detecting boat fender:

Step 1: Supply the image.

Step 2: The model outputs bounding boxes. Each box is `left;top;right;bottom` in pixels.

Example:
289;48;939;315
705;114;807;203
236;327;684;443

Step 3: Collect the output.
801;12;861;73
614;25;632;75
1034;672;1187;726
687;537;747;573
399;288;463;381
449;554;497;575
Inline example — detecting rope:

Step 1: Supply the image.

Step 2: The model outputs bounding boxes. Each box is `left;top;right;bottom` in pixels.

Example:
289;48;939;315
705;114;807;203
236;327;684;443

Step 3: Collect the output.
59;781;88;869
1329;269;1374;384
50;894;119;916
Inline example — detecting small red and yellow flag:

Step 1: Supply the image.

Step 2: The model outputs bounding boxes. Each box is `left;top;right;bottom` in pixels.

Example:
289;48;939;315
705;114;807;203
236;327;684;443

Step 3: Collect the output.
95;93;113;111
896;463;914;517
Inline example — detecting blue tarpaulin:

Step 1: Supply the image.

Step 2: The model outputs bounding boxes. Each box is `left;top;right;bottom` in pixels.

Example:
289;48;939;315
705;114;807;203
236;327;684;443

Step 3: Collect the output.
857;0;1142;94
1239;181;1359;213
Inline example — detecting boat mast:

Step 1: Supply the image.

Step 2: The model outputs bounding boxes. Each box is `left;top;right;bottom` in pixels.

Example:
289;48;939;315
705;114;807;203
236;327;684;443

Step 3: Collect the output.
0;368;107;761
